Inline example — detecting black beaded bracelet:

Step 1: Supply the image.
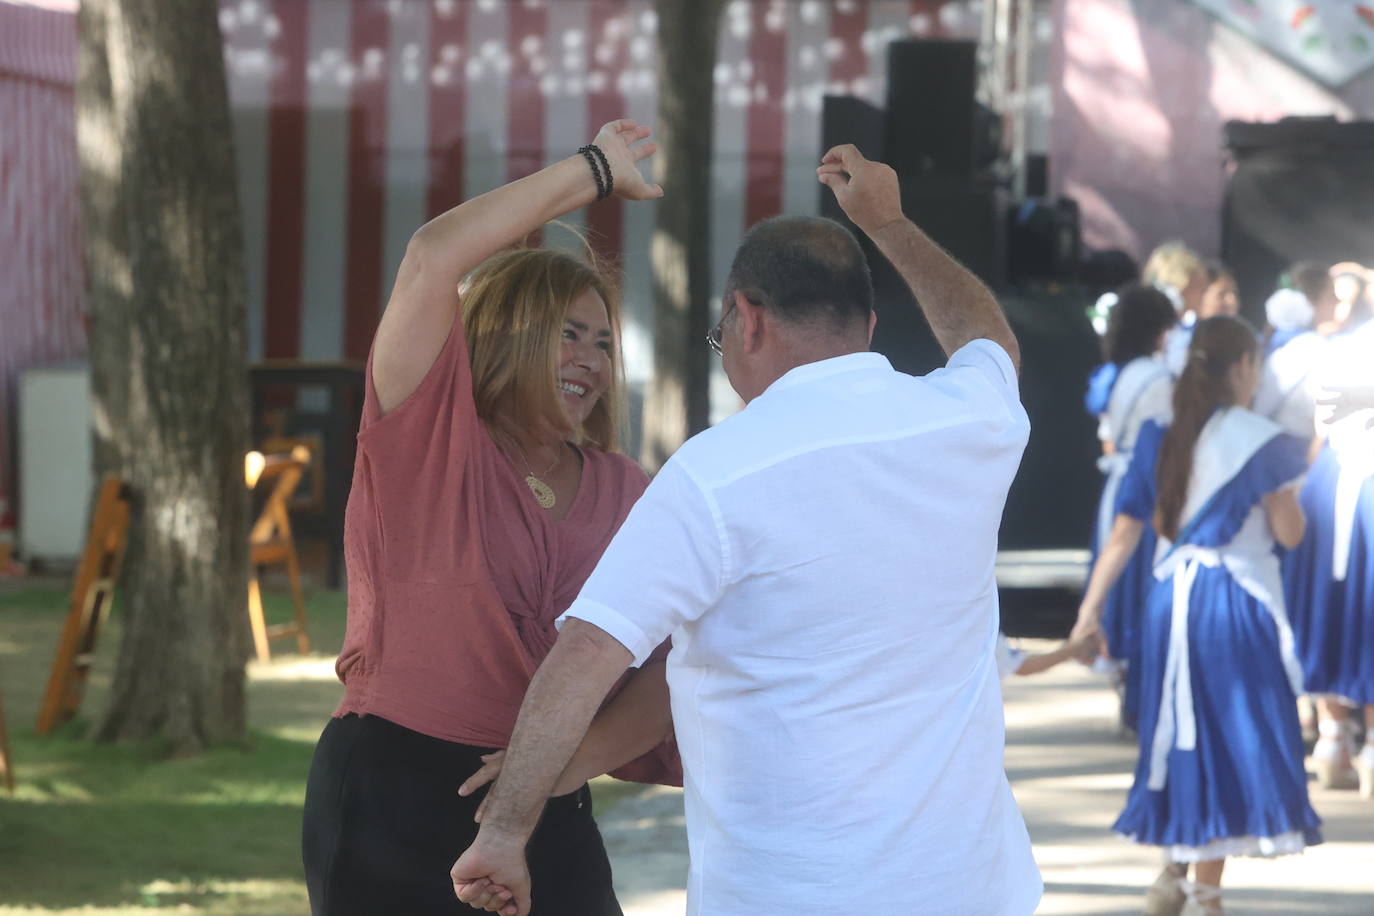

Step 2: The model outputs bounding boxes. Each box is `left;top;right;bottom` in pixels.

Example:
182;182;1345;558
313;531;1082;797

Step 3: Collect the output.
577;145;609;201
587;143;613;199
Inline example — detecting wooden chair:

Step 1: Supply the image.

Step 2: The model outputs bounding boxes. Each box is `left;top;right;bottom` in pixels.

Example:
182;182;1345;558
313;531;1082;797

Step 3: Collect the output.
246;447;312;663
35;475;131;735
0;682;14;794
260;434;325;514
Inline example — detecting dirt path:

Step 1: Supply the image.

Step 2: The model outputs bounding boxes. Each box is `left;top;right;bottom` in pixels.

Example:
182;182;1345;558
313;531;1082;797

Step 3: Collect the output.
605;642;1374;915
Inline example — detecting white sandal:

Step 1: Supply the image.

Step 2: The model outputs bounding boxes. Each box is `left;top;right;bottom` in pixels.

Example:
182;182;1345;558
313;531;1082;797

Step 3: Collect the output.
1357;742;1374;800
1143;865;1187;916
1179;879;1224;915
1311;719;1360;790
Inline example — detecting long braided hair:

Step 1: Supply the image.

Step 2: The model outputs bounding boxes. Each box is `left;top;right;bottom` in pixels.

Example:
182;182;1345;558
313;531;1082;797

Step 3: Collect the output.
1154;316;1259;541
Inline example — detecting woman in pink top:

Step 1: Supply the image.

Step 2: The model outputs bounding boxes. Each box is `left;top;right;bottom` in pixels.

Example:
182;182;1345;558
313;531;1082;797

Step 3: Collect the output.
301;120;679;915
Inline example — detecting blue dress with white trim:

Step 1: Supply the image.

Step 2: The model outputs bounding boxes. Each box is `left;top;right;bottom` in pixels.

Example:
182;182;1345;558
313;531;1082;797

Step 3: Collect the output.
1084;358;1171;732
1110;415;1322;862
1283;325;1374;705
1280;444;1374;703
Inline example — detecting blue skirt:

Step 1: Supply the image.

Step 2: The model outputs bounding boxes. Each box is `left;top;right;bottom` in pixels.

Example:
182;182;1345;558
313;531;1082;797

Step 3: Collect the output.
1091;493;1157;732
1285;446;1374;704
1114;566;1322;860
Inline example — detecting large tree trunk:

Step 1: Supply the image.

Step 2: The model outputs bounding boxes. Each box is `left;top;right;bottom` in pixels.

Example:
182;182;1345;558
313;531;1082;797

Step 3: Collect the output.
78;0;251;753
640;0;724;470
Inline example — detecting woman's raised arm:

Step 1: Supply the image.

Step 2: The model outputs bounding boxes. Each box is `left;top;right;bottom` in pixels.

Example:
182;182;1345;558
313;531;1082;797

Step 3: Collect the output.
371;119;662;413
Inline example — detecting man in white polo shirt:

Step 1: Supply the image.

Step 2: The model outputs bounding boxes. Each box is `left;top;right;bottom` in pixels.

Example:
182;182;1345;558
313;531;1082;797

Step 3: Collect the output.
452;144;1042;916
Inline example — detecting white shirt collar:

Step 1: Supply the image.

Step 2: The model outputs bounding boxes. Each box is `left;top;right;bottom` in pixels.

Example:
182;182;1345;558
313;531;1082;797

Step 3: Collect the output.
759;351;893;398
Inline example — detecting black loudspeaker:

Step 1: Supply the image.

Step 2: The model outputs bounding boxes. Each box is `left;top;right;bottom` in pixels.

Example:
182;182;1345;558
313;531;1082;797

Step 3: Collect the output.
820;95;885;162
885;39;978;177
1024;153;1049;197
819;95;886;215
1223;118;1374;316
900;179;1007;288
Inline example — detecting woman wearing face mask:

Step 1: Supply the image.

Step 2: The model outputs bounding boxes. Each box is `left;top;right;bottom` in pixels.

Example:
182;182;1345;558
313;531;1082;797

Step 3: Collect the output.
300;120;680;916
1072;316;1322;916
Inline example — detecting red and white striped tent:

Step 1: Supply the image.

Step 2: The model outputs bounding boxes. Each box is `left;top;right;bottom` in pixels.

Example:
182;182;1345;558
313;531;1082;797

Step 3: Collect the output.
0;0;84;546
0;0;980;540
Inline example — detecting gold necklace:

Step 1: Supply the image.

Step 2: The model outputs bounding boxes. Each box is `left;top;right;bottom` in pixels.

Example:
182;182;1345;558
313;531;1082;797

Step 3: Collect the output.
518;443;562;510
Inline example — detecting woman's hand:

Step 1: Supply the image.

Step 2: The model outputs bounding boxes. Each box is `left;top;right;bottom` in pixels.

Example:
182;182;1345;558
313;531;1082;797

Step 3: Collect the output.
590;119;663;201
1317;385;1374;429
1065;625;1106;663
459;751;506;799
459;750;587;823
1068;609;1105;662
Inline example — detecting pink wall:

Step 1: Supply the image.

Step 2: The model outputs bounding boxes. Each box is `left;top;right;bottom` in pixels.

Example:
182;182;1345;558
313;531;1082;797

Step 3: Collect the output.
1051;0;1374;261
0;1;85;535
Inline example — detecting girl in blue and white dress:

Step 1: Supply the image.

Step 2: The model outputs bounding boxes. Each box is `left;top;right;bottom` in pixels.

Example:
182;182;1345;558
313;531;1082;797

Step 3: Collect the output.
1287;317;1374;793
1072;316;1322;916
1253;285;1331;440
1083;284;1177;731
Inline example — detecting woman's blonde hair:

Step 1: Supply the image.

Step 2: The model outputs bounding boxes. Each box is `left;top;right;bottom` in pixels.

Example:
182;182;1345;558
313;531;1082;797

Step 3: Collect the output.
460;243;625;453
1142;241;1203;294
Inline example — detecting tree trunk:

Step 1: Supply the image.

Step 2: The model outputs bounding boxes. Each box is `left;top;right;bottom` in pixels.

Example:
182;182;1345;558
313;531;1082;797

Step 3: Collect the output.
640;0;724;470
78;0;251;753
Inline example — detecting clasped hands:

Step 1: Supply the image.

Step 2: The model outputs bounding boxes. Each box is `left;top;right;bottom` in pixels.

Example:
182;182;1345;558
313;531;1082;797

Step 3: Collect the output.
450;751;583;915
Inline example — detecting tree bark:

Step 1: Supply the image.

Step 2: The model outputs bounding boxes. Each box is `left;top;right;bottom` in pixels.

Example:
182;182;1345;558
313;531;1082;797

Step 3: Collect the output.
78;0;251;753
640;0;724;470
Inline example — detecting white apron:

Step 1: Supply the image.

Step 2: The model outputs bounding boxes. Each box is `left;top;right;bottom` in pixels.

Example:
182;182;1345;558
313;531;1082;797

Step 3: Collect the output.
1146;409;1306;790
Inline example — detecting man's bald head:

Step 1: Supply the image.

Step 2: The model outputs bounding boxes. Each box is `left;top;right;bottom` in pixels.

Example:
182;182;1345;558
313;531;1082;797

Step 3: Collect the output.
725;216;874;339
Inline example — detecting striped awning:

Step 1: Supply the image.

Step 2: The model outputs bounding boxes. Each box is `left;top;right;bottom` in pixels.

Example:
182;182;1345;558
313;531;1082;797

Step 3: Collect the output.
0;1;77;87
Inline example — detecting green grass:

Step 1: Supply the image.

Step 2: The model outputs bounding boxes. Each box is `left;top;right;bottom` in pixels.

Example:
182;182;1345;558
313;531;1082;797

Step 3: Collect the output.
0;585;346;914
0;581;649;914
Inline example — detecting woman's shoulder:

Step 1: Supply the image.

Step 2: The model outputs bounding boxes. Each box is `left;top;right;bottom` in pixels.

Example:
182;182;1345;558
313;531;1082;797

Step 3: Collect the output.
1219;409;1307;493
583;446;651;492
1225;405;1288;439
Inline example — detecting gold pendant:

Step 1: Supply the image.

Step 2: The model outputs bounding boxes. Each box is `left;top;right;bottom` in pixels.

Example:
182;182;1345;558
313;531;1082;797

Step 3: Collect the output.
525;474;556;510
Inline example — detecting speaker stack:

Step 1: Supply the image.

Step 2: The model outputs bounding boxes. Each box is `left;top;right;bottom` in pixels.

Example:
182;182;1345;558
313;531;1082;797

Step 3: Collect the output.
1223;117;1374;317
821;39;1080;300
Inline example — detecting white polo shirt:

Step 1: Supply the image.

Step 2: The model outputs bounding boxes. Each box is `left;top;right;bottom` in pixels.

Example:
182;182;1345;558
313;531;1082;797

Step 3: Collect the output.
561;339;1041;915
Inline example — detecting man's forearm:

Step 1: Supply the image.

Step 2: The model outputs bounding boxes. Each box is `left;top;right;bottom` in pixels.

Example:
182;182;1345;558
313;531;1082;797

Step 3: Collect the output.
868;218;1020;369
559;661;673;790
479;620;633;840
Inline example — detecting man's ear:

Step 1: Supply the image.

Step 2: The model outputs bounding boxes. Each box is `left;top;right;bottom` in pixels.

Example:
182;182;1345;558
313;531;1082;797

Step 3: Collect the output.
734;290;765;354
867;310;878;346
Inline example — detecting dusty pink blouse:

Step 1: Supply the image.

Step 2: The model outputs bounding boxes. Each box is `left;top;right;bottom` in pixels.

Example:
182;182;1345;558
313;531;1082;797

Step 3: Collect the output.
335;308;679;785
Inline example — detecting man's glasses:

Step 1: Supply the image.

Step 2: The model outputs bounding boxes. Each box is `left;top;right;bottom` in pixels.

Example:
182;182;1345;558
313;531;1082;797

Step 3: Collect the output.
706;299;735;357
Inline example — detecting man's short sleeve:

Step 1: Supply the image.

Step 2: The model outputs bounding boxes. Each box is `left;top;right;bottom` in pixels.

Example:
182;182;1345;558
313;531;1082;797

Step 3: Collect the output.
557;460;726;666
945;338;1020;412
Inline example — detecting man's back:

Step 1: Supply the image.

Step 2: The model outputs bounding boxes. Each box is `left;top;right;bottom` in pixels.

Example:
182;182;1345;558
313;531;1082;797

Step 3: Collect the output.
567;339;1041;914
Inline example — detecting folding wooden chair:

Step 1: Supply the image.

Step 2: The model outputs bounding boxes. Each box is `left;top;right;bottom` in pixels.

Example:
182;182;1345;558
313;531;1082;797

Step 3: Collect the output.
245;447;312;663
35;475;132;735
0;682;14;794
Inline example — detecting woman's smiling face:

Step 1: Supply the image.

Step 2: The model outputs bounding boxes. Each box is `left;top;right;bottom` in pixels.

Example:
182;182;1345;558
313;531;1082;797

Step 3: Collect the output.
557;288;613;427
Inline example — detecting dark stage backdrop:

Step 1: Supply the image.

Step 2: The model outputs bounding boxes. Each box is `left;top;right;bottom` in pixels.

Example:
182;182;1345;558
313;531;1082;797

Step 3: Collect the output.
864;258;1102;553
1224;119;1374;318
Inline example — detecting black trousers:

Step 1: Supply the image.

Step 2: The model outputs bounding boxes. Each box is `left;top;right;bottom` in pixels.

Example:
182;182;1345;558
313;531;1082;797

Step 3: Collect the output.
302;714;623;916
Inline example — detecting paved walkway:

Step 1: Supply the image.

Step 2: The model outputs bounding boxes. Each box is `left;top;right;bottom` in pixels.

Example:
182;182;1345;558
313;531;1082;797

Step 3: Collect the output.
602;642;1374;915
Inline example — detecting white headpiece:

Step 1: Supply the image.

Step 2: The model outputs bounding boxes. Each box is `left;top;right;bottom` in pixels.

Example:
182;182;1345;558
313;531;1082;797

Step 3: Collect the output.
1090;291;1119;336
1264;288;1314;332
